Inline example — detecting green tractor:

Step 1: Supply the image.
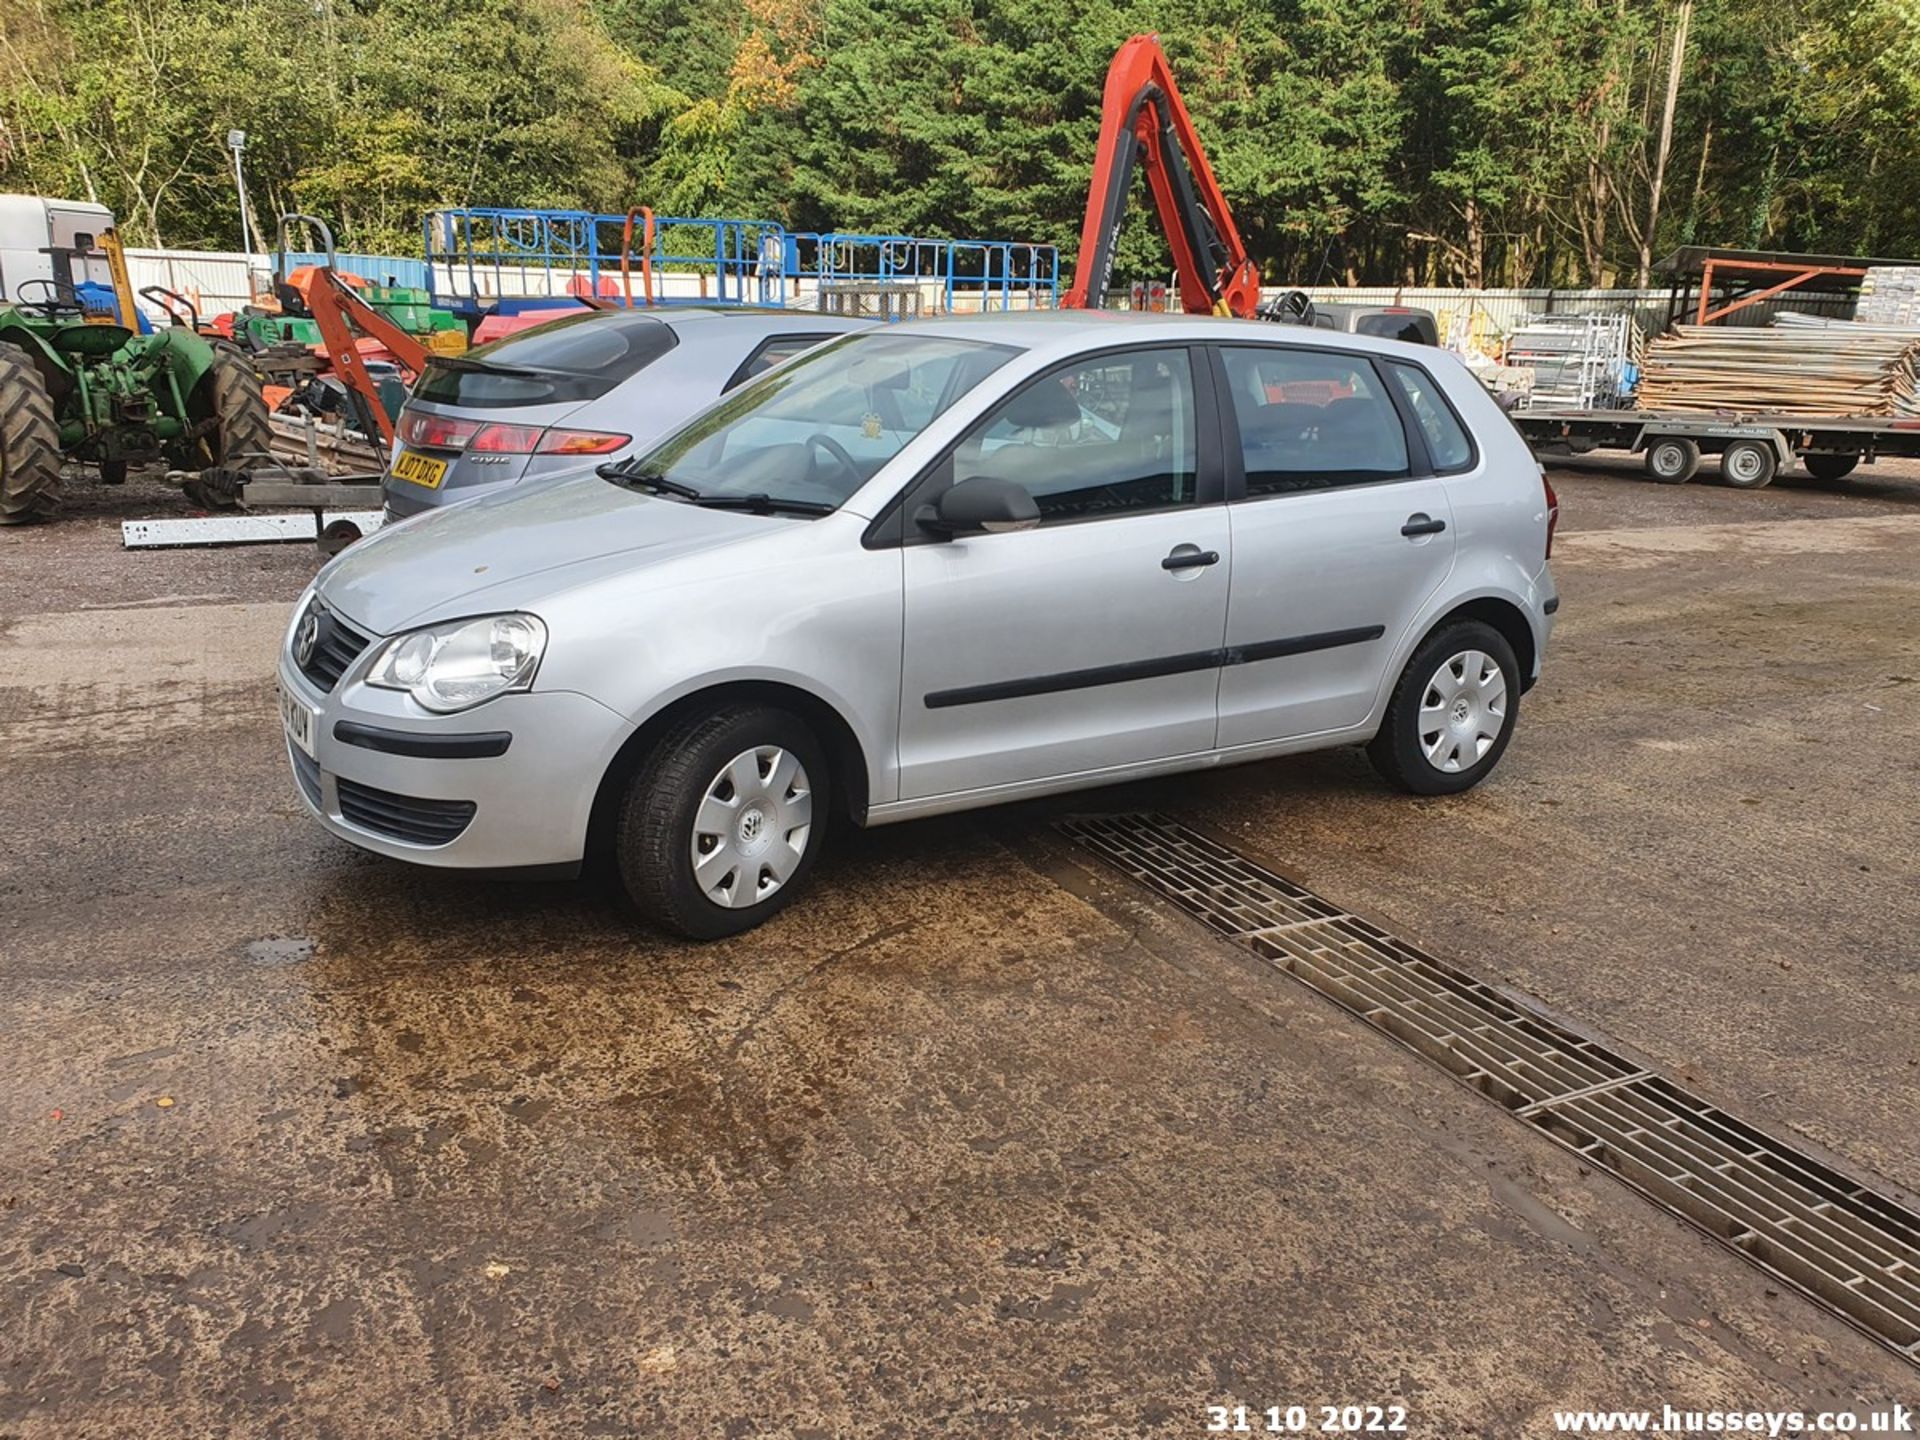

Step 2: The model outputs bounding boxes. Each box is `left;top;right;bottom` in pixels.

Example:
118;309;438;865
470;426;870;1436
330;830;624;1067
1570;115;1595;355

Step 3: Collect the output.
0;228;271;524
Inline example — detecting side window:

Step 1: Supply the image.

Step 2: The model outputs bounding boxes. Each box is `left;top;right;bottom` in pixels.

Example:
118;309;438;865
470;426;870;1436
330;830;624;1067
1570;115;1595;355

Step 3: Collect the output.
725;332;839;391
952;348;1197;524
1385;361;1474;471
1220;347;1409;497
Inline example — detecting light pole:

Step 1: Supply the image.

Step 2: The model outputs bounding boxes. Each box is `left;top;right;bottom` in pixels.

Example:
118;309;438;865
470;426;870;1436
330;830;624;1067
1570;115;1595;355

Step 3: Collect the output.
227;129;254;257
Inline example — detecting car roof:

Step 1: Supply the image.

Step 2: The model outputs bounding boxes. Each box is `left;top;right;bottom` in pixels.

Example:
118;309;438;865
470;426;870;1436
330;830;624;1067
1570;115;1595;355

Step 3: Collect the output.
880;308;1443;363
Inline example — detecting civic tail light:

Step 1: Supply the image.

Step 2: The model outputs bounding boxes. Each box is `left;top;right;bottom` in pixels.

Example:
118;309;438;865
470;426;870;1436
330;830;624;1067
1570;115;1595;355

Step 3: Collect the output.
396;409;481;450
536;428;631;455
468;423;546;454
1542;473;1560;559
394;409;629;458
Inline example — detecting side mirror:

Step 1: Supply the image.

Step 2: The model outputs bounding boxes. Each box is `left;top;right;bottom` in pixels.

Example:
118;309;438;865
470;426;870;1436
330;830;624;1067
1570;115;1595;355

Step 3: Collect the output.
916;476;1040;537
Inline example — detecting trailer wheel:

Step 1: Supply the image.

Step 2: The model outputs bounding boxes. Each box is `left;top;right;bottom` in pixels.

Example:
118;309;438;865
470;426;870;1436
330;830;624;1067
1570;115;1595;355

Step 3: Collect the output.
1644;436;1700;484
1719;439;1778;489
1803;452;1859;482
0;342;62;525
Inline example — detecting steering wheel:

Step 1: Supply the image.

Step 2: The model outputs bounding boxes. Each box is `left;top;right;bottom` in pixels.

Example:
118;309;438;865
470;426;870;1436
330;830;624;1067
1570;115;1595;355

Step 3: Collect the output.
1262;288;1317;327
13;278;85;320
806;432;859;483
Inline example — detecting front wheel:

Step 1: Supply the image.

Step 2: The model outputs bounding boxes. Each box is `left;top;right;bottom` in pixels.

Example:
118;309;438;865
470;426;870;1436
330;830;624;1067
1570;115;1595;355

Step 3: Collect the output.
616;705;828;939
1367;621;1521;796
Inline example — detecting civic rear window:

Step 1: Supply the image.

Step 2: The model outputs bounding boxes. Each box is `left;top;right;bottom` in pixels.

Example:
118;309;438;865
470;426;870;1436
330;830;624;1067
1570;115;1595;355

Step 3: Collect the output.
1355;312;1436;346
413;312;678;407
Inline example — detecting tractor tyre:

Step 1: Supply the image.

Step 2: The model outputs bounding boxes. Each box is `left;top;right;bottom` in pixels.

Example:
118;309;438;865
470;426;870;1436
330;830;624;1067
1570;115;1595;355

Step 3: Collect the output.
196;347;274;471
0;342;62;525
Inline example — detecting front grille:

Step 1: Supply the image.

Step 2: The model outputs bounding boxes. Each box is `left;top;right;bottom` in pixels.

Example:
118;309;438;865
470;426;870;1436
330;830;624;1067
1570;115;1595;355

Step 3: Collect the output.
336;777;475;846
288;742;322;808
295;599;374;693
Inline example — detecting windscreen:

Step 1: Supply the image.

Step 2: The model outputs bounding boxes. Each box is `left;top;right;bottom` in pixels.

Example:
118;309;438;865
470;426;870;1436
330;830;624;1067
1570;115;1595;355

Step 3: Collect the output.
413;311;678;407
626;331;1019;509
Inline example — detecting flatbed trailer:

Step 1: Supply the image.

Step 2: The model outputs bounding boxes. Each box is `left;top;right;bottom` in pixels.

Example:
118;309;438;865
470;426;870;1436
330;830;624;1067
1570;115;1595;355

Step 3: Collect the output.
1510;406;1920;488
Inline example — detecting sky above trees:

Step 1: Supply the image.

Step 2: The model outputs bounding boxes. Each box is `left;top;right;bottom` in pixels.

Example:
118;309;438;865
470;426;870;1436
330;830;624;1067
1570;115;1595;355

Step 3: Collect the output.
3;0;1917;288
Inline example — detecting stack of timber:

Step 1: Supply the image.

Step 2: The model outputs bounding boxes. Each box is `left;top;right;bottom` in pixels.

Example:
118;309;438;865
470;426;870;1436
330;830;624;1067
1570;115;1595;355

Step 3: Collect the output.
266;412;385;475
1635;322;1920;417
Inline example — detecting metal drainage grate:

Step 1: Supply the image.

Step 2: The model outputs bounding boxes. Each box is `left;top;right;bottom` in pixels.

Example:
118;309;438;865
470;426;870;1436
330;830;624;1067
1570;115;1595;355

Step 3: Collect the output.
1060;812;1920;1367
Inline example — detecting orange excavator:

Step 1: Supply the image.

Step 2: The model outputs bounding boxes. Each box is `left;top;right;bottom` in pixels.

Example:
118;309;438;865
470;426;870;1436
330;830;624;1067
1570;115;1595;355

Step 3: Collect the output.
1063;34;1275;320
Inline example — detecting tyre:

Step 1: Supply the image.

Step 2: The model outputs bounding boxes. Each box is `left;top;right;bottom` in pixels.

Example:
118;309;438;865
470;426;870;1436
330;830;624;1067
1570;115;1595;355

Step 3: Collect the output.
0;342;62;525
194;346;273;470
1803;452;1858;482
1718;439;1777;489
616;704;828;939
1366;620;1521;796
1644;436;1700;484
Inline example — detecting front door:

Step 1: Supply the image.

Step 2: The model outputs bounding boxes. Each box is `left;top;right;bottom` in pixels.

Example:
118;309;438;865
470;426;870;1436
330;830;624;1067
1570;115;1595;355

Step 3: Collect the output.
897;346;1230;801
1210;343;1460;747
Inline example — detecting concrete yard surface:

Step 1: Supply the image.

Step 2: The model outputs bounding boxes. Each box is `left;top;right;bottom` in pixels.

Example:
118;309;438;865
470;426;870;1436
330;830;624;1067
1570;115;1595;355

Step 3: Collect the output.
1;462;1916;1437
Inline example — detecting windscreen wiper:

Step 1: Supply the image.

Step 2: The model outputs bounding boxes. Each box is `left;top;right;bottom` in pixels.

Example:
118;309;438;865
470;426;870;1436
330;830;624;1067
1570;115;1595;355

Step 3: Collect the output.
596;460;703;500
691;493;834;516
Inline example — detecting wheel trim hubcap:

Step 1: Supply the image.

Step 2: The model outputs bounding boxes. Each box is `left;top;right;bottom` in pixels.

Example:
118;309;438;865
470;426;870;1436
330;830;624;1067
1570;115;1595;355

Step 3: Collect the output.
690;745;813;909
1418;649;1508;773
1728;448;1763;482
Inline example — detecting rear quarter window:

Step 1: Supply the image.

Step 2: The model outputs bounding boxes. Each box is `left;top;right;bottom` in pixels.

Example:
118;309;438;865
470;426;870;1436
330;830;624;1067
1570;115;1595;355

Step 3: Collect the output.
1385;361;1475;472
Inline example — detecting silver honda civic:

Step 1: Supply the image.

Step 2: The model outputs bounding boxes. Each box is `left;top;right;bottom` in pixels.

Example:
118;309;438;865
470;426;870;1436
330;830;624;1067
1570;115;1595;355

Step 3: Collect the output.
280;313;1558;938
382;306;875;518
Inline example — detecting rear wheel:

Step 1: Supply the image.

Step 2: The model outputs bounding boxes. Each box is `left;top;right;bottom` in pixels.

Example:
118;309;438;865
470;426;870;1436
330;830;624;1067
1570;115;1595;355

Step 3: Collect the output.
1367;620;1521;796
1803;452;1859;482
195;346;273;470
0;342;61;525
1718;439;1778;489
1644;436;1700;484
616;705;829;939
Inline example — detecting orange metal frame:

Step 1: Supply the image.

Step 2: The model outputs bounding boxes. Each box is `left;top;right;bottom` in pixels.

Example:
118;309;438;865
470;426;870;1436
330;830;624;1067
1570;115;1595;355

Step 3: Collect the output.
298;269;432;447
620;206;656;308
1696;258;1868;325
1064;35;1262;317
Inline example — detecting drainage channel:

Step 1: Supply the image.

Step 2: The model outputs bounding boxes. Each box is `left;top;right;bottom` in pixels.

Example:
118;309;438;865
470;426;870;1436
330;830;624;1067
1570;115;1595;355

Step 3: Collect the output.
1058;812;1920;1368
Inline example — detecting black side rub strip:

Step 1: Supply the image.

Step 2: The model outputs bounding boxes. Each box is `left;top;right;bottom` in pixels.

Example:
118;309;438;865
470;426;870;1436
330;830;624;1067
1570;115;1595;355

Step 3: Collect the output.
333;721;512;759
1230;625;1386;666
924;626;1386;709
925;648;1221;710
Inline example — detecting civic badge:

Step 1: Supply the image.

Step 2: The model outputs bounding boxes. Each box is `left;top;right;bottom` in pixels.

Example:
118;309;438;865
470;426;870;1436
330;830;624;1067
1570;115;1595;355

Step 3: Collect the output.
294;606;322;668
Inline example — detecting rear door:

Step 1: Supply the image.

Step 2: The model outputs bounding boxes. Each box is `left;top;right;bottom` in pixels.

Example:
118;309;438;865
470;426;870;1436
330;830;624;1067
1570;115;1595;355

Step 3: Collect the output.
1211;343;1458;747
895;345;1230;800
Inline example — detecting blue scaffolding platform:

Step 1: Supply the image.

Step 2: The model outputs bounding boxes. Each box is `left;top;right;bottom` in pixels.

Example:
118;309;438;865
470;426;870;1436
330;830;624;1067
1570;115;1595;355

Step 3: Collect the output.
423;208;1058;319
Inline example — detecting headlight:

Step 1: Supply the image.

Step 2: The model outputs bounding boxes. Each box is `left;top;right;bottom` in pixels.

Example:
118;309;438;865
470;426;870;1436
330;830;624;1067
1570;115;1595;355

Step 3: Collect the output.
366;613;547;712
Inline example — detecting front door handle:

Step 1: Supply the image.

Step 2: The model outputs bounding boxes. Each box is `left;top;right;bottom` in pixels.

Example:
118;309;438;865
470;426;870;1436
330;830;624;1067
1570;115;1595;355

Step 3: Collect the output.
1401;514;1447;537
1162;547;1221;571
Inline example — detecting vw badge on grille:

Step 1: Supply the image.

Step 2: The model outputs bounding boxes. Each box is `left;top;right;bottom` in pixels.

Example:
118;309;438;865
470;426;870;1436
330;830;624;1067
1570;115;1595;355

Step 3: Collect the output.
294;605;322;668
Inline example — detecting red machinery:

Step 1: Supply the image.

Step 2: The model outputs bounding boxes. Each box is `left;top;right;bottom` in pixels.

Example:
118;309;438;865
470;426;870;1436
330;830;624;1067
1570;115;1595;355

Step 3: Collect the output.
1063;34;1263;318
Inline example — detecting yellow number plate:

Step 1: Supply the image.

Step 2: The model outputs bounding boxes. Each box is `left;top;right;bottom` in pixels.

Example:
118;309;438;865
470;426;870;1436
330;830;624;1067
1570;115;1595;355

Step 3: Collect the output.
390;449;449;489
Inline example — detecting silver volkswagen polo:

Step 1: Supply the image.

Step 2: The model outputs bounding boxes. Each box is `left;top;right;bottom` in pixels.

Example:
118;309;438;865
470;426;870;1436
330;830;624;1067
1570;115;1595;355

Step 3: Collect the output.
279;313;1557;938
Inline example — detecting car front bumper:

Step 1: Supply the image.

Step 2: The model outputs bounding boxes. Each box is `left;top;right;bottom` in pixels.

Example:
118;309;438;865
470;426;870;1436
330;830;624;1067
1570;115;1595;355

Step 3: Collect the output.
278;653;631;871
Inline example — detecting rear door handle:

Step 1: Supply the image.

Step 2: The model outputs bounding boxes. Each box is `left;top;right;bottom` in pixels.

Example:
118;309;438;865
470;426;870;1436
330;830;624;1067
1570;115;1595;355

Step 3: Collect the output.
1162;547;1221;571
1401;514;1447;537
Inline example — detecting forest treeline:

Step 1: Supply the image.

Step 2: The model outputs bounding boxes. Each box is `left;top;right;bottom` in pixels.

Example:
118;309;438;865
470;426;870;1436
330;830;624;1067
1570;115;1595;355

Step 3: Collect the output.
3;0;1916;288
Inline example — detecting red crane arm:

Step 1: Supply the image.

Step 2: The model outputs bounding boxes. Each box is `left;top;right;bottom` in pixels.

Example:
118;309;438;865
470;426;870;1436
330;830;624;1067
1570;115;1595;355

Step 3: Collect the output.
1063;34;1262;318
299;269;432;447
